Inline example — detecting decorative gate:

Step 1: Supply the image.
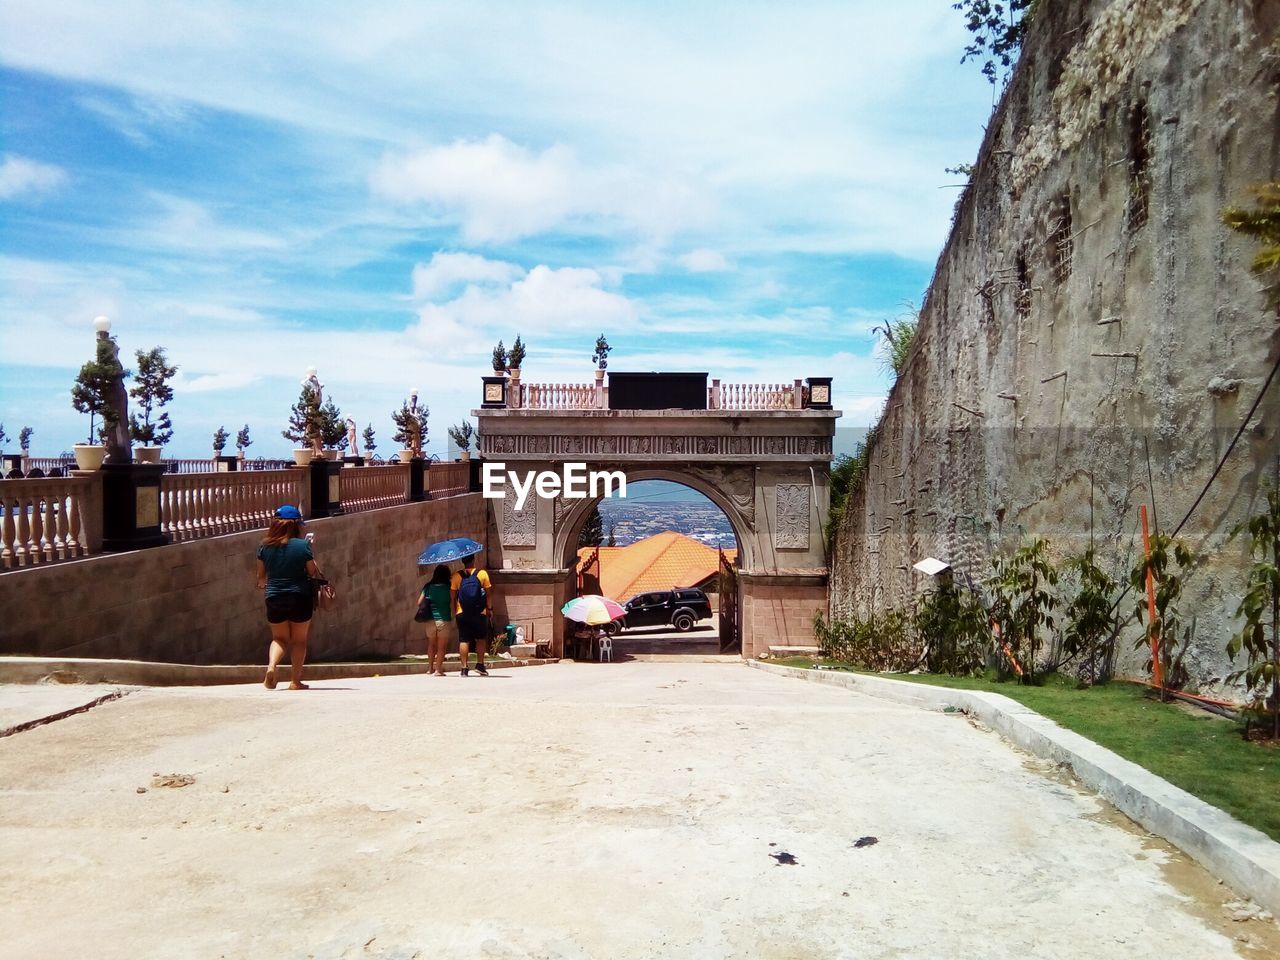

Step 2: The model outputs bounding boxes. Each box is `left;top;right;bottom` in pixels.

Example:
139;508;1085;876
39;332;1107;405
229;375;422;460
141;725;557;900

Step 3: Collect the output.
718;548;740;653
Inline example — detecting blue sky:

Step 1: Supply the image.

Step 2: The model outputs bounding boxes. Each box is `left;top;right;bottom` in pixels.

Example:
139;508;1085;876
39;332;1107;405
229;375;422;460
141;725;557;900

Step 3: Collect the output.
0;1;994;458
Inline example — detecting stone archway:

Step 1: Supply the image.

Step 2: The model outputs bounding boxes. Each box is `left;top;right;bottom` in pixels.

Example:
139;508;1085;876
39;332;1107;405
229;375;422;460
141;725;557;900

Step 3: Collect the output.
553;467;749;571
476;405;836;659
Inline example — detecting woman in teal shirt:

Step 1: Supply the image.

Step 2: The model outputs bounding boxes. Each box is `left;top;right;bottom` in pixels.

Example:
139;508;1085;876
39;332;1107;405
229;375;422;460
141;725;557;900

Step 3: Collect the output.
418;564;453;676
255;505;321;690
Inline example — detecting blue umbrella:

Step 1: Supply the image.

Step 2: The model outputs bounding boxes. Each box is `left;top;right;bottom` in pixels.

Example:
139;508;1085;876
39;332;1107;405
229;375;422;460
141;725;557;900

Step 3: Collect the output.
417;537;484;566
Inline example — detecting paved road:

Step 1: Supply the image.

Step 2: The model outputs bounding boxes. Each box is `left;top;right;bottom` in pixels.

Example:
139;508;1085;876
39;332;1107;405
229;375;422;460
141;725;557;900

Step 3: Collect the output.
1;663;1273;959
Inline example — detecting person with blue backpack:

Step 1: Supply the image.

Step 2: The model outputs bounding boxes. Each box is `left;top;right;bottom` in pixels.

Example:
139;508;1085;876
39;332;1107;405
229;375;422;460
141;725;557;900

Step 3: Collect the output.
450;554;495;676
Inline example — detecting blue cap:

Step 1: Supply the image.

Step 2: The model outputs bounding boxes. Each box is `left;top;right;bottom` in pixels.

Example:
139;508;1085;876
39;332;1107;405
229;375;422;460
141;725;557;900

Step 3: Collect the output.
275;504;303;520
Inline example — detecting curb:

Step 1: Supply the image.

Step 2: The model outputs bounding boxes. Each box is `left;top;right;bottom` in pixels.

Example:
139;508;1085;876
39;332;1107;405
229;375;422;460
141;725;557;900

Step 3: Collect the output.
0;656;556;687
748;660;1280;916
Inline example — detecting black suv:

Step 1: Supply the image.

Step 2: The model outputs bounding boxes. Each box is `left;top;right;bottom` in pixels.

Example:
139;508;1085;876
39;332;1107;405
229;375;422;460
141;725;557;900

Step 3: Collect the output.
620;589;713;632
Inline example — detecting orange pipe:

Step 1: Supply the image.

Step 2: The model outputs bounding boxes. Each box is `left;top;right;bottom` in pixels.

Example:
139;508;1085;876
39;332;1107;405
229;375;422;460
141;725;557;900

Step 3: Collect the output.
992;621;1024;677
1122;677;1239;709
1140;505;1161;688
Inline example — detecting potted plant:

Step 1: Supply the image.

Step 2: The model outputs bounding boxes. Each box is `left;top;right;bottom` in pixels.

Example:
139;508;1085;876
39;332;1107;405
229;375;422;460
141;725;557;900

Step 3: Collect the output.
19;426;32;460
70;331;128;470
448;420;474;462
282;384;322;465
392;393;427;460
318;398;346;459
0;423;6;457
235;424;252;461
591;333;611;370
362;423;377;459
128;346;176;463
212;425;229;458
507;334;526;377
492;340;508;374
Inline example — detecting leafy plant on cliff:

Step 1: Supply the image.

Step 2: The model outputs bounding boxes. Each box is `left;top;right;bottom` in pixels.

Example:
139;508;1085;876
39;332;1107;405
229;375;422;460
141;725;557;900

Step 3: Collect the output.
1226;486;1280;739
1130;533;1197;699
1061;547;1124;686
914;582;989;676
873;305;918;379
1222;182;1280;310
953;0;1037;86
987;538;1058;684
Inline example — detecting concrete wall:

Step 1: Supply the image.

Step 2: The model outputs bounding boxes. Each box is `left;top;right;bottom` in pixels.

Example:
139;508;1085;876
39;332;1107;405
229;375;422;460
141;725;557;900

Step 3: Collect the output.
739;574;828;659
830;0;1280;692
0;495;486;664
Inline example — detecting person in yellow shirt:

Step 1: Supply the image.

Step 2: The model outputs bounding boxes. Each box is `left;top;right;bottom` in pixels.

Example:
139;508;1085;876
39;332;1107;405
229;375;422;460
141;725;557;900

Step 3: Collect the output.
450;554;494;676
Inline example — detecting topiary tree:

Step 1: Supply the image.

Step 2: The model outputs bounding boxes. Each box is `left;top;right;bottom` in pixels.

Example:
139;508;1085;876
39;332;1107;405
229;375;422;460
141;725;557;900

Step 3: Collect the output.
212;425;229;454
447;420;474;455
508;334;526;370
491;340;508;373
318;398;346;450
591;334;611;370
362;423;377;455
19;426;32;453
282;384;322;452
71;334;128;444
578;503;604;547
235;424;252;455
392;394;427;457
128;346;177;447
0;424;6;448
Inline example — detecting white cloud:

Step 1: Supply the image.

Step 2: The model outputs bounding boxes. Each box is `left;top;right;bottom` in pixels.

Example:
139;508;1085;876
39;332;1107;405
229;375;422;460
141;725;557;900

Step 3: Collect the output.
412;251;524;300
143;193;285;252
414;263;636;344
0;154;69;200
678;248;729;273
372;136;579;243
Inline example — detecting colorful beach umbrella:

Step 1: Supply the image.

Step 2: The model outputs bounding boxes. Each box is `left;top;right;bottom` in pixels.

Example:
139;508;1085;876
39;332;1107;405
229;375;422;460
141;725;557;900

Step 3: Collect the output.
416;536;484;566
561;594;626;625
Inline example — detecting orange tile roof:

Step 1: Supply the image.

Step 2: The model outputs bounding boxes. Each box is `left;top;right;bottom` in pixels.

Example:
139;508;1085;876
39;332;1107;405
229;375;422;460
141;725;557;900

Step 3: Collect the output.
577;531;736;603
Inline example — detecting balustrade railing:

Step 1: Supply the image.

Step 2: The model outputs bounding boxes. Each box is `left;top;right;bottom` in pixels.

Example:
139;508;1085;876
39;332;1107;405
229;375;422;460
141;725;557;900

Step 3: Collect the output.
429;460;470;497
0;474;98;569
712;382;797;410
521;381;598;409
342;464;410;513
19;457;76;476
160;469;305;543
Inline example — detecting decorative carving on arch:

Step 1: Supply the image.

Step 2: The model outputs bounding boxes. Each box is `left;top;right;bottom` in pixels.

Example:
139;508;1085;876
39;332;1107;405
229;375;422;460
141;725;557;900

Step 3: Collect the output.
686;465;755;530
775;483;810;549
501;495;536;547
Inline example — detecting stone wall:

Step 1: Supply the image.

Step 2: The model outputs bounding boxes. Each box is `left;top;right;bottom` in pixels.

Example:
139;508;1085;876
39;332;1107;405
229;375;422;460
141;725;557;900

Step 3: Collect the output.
0;495;486;664
831;0;1280;692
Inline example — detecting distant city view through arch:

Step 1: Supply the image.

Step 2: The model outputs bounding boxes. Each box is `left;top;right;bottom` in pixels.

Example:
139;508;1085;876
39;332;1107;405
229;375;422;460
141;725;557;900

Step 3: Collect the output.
597;479;735;549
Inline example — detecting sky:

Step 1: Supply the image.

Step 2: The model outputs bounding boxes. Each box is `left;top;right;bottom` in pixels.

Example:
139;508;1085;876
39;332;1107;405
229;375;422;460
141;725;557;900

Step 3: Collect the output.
0;1;995;459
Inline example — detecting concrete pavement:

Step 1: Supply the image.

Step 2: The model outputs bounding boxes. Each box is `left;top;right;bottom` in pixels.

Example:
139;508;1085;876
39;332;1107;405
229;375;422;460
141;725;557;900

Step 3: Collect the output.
2;662;1277;959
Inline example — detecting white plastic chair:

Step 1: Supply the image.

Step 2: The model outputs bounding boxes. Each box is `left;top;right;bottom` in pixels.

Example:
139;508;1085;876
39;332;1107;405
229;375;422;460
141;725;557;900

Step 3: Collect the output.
597;635;614;662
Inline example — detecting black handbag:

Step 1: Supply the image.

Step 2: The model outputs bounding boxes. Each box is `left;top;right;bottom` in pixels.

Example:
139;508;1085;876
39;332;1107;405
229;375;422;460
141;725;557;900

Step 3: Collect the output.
414;593;433;623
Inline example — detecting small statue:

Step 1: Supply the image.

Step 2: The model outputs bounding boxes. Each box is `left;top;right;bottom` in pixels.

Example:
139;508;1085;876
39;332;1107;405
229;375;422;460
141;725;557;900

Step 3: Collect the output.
100;328;132;464
346;417;360;458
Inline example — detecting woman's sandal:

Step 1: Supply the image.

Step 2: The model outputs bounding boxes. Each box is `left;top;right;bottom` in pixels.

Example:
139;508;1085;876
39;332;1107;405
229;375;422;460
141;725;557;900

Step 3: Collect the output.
263;669;277;690
289;681;309;690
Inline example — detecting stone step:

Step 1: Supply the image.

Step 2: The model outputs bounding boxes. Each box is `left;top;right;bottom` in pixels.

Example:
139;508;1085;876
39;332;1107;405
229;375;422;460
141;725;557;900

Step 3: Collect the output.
768;645;821;657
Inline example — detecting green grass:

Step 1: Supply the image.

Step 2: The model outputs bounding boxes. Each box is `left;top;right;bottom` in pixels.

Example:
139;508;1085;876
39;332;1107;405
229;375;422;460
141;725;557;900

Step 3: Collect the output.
778;658;1280;842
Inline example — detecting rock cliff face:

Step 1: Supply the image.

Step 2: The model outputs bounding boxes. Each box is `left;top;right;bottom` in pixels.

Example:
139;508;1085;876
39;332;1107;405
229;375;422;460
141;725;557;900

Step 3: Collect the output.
830;0;1280;692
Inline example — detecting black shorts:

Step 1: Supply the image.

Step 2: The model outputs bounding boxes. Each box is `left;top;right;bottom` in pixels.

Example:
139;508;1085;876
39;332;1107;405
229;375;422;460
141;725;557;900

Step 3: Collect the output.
265;592;313;624
456;612;490;644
